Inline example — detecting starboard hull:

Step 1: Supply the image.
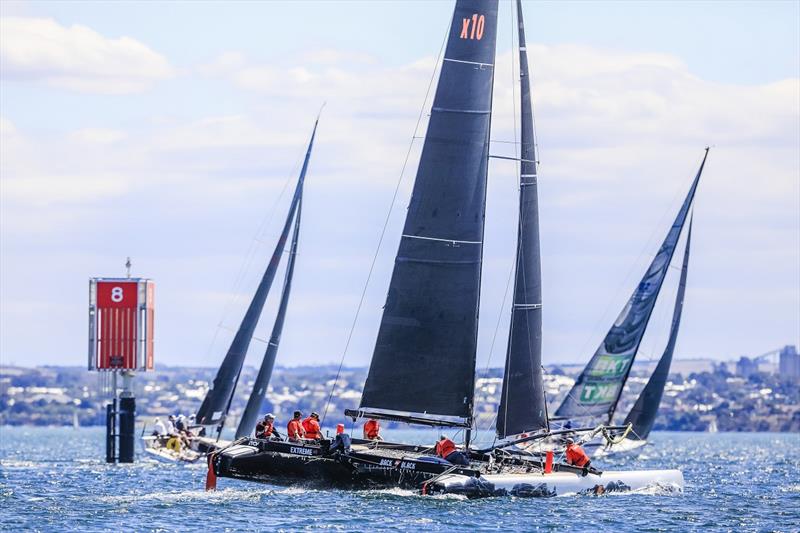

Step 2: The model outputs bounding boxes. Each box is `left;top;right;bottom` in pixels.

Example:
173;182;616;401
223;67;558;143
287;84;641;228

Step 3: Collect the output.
428;468;684;498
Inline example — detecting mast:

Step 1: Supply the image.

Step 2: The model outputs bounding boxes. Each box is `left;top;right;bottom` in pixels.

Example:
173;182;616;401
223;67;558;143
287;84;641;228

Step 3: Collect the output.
555;148;709;423
624;216;693;439
349;0;499;428
235;197;303;439
496;0;548;439
196;119;319;429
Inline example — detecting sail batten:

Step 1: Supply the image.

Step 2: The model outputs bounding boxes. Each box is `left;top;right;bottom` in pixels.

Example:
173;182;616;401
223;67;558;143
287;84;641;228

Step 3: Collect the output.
624;216;693;439
357;0;499;427
496;0;548;439
555;149;709;422
196;120;319;427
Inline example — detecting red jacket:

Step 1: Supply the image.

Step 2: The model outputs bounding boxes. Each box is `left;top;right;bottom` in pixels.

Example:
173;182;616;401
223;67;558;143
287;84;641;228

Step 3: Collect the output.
302;417;321;439
566;443;590;467
363;419;381;440
435;438;457;459
287;419;305;440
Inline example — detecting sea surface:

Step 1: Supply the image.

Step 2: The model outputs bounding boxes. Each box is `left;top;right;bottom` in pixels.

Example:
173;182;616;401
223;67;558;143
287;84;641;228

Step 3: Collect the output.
0;427;798;532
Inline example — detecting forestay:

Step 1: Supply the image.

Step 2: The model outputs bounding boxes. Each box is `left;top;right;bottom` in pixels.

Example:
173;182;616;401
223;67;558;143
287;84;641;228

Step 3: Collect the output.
356;0;499;427
555;149;708;421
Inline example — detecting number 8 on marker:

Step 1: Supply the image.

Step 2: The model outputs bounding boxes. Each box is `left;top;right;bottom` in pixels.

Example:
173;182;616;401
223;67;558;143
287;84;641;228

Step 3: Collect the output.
111;287;124;302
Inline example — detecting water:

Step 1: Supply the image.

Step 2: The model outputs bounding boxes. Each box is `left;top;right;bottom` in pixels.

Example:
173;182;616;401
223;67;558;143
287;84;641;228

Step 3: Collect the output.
1;428;798;532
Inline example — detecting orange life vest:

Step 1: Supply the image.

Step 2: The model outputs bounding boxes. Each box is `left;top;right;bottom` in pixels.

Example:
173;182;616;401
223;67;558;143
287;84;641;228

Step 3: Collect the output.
256;420;274;438
436;438;457;459
566;443;590;467
287;418;305;440
302;417;321;439
363;419;381;440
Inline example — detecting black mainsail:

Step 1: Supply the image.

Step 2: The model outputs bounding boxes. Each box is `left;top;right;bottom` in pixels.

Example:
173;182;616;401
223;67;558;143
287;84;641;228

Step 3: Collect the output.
623;216;693;439
555;148;708;422
353;0;499;428
235;198;303;439
197;120;318;428
496;0;548;439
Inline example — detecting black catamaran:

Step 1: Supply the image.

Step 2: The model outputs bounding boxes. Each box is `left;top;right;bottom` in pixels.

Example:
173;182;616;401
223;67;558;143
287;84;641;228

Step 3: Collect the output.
553;150;707;452
210;0;686;497
142;119;318;462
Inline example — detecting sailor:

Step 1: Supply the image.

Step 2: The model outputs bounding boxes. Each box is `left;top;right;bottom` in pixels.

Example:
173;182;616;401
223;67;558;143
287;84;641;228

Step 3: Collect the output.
302;412;322;440
166;433;183;453
287;410;306;442
152;417;167;436
255;413;279;439
175;414;186;432
166;415;176;434
363;418;383;441
565;437;597;476
435;435;470;466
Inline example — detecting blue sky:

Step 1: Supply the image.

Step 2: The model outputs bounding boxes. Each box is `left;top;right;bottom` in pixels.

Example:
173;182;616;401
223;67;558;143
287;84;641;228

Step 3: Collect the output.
1;0;798;370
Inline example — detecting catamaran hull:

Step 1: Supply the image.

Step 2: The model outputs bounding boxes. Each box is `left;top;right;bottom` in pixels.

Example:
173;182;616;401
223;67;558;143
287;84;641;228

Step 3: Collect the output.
428;469;684;498
213;440;478;490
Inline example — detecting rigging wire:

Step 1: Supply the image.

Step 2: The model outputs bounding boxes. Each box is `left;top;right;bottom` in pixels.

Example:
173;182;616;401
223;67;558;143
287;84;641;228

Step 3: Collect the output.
320;16;452;425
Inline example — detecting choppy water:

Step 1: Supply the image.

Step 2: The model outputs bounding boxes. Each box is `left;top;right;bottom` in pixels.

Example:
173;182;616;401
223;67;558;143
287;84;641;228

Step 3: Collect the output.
1;427;798;532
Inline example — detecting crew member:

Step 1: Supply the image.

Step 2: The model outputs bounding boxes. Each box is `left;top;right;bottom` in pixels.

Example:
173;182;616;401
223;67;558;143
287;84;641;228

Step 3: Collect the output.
363;418;382;441
287;410;306;442
565;437;597;476
152;417;167;436
435;435;469;466
255;413;279;439
302;412;322;440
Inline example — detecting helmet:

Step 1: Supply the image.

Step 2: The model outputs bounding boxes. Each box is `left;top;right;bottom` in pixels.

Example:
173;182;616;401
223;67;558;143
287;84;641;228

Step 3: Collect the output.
293;410;302;418
311;412;320;419
565;437;575;445
265;413;275;420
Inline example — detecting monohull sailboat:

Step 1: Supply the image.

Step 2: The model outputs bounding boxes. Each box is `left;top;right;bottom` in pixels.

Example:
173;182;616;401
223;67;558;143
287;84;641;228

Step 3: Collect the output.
141;119;318;462
552;151;707;456
210;0;684;497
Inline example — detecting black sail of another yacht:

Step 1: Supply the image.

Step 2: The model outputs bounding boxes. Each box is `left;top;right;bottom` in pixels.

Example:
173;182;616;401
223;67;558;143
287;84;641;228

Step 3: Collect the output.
496;0;548;439
196;120;318;427
354;0;499;427
236;197;303;439
555;148;708;422
624;216;693;440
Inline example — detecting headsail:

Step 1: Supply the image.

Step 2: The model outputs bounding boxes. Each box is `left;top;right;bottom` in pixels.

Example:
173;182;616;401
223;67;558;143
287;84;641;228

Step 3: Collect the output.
196;120;319;427
235;198;303;439
624;216;693;439
496;0;548;439
555;148;708;422
353;0;499;428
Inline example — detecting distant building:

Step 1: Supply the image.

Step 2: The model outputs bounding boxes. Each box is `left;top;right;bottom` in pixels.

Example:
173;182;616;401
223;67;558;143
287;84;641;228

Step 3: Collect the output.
736;356;759;378
778;345;800;381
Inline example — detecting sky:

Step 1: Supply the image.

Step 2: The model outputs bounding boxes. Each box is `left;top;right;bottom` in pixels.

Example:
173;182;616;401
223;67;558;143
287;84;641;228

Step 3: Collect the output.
1;0;798;371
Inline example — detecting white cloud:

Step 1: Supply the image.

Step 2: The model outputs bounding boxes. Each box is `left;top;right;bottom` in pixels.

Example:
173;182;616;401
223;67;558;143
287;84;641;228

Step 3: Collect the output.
0;17;172;93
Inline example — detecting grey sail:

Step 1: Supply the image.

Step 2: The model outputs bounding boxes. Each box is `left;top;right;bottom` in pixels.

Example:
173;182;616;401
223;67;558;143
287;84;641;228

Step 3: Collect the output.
196;120;318;427
555;148;708;422
496;0;548;439
236;198;303;439
353;0;499;428
624;216;693;439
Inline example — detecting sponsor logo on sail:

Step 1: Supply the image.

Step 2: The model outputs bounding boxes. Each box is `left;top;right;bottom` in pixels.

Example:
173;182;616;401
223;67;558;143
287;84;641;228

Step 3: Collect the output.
460;14;485;40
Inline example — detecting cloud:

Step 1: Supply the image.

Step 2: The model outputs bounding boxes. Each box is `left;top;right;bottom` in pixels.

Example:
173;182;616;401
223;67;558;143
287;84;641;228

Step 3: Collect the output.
0;17;172;93
1;40;797;367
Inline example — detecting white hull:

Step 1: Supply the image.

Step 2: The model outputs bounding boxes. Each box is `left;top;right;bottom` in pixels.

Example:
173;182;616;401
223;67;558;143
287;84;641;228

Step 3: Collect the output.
141;436;229;463
587;438;648;458
433;468;684;497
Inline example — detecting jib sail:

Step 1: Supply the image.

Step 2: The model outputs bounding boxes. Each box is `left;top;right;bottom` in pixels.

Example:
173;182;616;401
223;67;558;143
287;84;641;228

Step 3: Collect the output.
197;120;318;427
555;148;708;422
624;216;693;439
496;0;549;439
